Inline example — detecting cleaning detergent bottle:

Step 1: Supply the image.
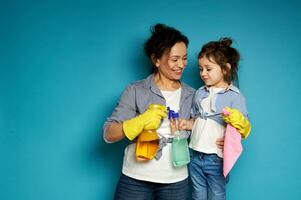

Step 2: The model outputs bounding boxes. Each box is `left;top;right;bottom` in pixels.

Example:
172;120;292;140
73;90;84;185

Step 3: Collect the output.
135;104;165;161
171;112;190;167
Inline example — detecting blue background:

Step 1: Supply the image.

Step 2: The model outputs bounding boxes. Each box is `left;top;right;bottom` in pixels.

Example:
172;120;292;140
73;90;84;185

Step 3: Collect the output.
1;0;301;199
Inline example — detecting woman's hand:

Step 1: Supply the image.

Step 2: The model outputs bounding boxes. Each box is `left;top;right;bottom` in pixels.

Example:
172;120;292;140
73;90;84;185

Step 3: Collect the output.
123;104;167;140
215;137;224;149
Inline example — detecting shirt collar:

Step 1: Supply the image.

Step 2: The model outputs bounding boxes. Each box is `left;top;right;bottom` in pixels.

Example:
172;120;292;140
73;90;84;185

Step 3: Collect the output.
226;84;240;93
145;73;194;94
200;83;240;94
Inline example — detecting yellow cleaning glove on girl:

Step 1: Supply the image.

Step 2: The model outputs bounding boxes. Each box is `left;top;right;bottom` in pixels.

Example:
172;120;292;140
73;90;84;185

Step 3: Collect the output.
223;107;251;138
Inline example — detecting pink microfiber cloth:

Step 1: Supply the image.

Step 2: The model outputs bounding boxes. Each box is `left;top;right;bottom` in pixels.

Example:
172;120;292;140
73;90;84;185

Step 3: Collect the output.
223;110;243;177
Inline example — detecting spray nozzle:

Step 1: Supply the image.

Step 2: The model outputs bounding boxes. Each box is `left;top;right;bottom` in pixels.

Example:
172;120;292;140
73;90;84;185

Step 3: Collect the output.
167;107;179;119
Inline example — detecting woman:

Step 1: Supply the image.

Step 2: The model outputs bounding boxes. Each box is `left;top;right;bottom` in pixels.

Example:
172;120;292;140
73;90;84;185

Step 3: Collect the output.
103;23;223;200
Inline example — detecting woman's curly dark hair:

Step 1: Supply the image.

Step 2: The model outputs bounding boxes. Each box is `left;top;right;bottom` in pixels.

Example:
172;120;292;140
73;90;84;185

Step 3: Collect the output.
144;23;189;71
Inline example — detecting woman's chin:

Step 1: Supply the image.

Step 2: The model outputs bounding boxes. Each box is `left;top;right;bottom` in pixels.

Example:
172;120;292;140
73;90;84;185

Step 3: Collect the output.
173;75;182;81
173;72;183;80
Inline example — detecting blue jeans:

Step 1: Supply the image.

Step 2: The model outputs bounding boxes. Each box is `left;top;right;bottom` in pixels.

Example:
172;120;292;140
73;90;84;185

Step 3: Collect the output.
114;173;189;200
189;151;228;200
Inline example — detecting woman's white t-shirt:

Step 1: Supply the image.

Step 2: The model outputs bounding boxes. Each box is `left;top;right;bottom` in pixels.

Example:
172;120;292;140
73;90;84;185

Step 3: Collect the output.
122;87;188;183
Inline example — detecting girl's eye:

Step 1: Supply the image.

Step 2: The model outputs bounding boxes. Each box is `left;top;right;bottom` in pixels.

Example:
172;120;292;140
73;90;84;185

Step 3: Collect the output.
172;59;178;62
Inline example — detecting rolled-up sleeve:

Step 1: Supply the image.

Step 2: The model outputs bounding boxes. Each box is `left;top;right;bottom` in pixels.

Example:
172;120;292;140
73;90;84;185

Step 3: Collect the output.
103;84;138;142
190;91;200;119
232;94;249;118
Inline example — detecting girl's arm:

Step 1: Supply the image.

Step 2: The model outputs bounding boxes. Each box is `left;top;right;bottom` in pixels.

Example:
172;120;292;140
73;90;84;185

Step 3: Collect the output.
170;118;194;134
177;118;225;149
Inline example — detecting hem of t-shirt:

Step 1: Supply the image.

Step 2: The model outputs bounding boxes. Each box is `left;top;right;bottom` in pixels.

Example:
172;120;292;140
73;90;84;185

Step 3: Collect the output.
122;168;188;184
189;145;223;158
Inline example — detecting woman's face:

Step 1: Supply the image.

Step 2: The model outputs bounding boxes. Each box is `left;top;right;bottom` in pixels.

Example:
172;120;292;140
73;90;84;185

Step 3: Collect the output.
154;42;187;81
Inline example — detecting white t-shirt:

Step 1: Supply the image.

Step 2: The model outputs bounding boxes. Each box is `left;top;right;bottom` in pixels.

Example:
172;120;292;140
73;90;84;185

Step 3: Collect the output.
122;87;188;183
189;87;225;158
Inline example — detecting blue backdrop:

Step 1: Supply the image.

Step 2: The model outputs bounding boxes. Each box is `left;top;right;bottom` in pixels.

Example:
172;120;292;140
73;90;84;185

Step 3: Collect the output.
1;0;301;199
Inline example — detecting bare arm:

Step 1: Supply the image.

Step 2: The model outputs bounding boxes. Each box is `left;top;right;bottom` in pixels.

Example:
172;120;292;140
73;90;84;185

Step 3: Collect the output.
178;118;224;149
104;122;126;142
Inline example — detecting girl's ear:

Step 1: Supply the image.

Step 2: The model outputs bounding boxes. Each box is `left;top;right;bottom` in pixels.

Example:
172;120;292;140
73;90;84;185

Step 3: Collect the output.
223;63;231;74
222;63;232;80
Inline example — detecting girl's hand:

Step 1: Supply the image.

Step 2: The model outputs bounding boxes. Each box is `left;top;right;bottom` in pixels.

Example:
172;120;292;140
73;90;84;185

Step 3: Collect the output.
178;119;195;131
170;118;195;134
170;119;177;134
223;107;251;138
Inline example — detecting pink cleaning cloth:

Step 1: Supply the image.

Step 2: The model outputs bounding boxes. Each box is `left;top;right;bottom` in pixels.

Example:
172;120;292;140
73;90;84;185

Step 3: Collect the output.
222;108;243;177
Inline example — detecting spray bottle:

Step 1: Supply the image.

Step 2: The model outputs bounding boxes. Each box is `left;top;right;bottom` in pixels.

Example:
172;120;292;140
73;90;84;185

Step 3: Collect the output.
169;109;190;167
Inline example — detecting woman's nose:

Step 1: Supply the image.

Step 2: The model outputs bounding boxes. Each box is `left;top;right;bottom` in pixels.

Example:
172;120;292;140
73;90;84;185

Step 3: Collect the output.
178;60;185;69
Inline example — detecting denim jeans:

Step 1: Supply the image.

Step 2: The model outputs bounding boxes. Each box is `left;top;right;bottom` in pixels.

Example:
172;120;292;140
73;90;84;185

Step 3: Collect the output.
189;151;228;200
114;173;189;200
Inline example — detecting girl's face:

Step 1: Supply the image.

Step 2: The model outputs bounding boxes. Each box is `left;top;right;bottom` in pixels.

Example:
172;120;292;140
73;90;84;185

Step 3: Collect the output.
198;56;228;88
155;42;187;81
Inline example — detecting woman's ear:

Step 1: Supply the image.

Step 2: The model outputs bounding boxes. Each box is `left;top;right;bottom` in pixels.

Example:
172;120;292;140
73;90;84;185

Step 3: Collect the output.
226;63;231;70
151;54;160;67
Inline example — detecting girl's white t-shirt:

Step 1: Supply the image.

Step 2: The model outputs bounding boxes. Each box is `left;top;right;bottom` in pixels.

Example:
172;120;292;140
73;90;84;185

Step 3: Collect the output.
189;87;225;158
122;87;188;183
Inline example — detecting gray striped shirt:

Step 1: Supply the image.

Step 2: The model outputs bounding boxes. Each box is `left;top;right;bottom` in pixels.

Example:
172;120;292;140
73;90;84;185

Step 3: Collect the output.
103;74;195;142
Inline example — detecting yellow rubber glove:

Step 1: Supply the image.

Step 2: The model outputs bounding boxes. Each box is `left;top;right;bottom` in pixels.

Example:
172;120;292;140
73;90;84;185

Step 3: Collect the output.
223;107;251;139
123;104;167;140
136;130;159;161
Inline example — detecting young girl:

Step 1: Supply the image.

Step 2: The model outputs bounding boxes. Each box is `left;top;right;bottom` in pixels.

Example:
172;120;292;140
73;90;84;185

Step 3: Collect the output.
179;38;251;200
